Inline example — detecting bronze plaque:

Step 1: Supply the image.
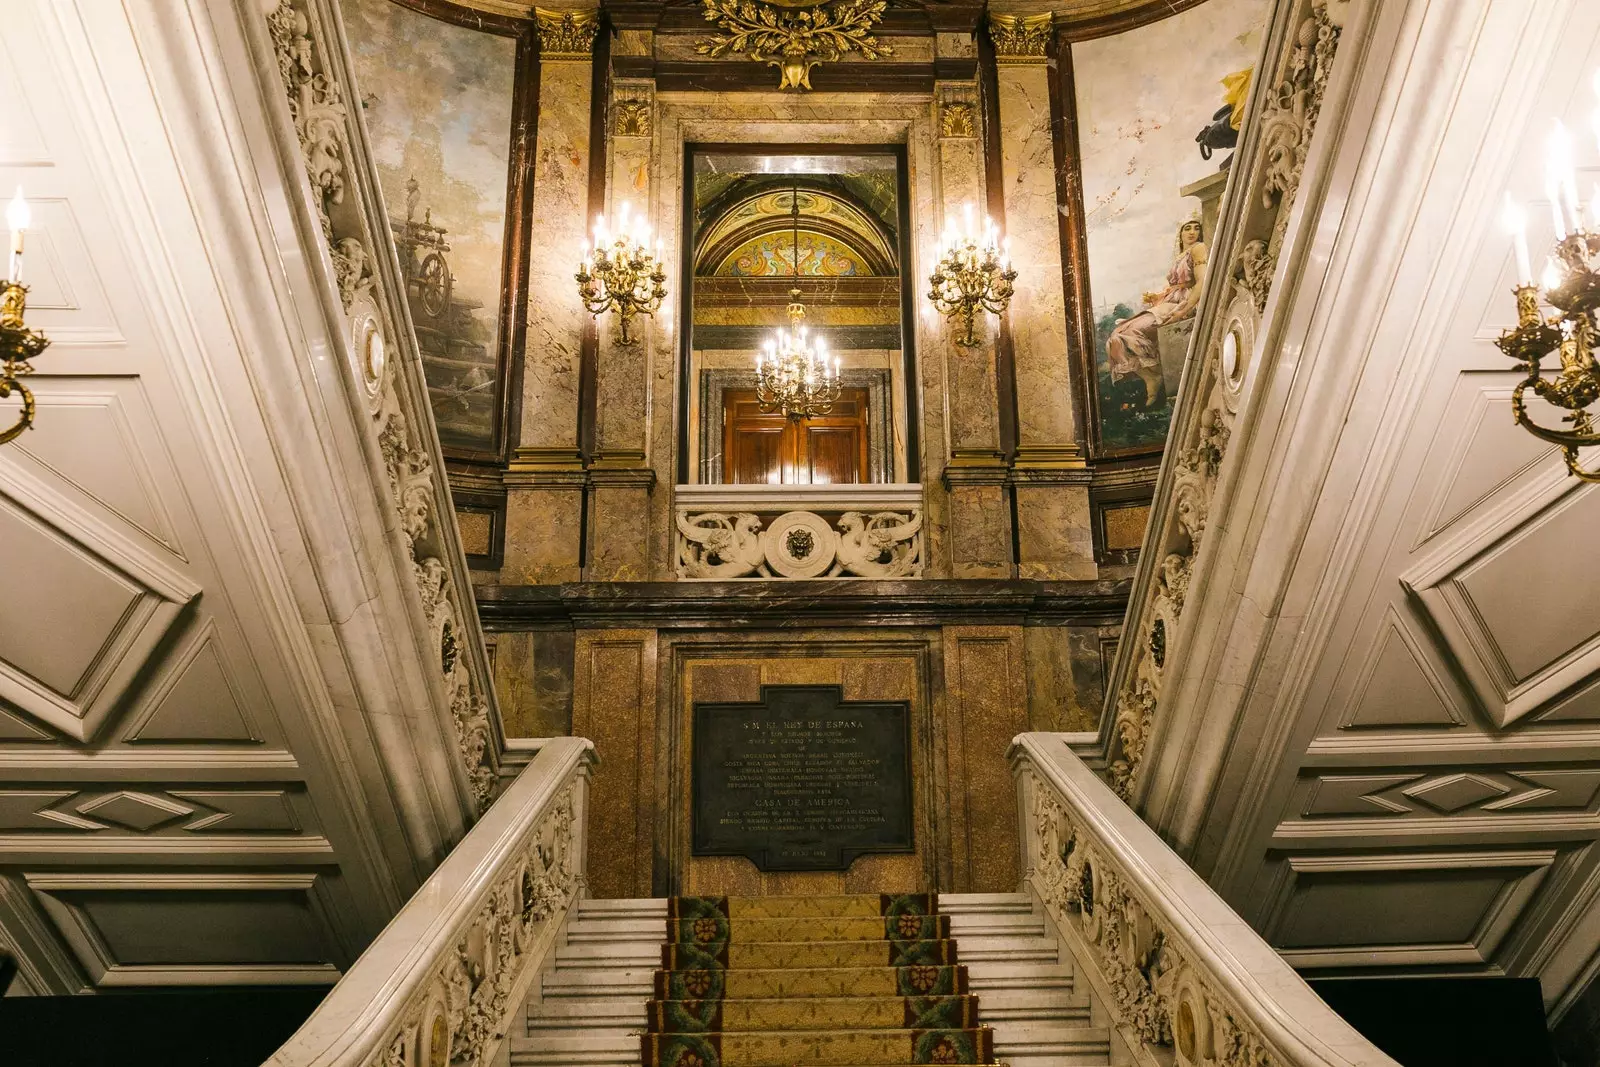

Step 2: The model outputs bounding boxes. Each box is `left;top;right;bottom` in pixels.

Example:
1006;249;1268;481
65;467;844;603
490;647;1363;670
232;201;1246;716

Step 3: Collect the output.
692;684;913;871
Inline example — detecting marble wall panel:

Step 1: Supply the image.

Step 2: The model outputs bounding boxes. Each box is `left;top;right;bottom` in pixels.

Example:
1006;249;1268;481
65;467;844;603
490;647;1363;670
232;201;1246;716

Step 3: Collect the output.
587;484;651;580
1015;482;1095;579
1022;624;1112;733
573;629;658;899
941;625;1028;892
502;488;582;584
947;483;1012;579
489;629;574;738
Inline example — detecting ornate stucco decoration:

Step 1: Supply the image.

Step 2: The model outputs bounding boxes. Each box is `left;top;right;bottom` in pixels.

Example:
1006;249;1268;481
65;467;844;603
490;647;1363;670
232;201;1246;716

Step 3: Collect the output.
612;96;652;137
987;12;1052;63
939;100;976;139
266;0;500;810
673;486;924;579
1104;0;1345;801
535;7;600;60
695;0;893;91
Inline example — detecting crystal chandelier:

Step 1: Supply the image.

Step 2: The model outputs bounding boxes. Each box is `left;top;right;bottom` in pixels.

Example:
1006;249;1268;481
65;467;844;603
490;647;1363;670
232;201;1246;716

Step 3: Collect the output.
927;206;1016;347
1500;93;1600;482
2;188;48;447
577;200;667;345
754;184;840;419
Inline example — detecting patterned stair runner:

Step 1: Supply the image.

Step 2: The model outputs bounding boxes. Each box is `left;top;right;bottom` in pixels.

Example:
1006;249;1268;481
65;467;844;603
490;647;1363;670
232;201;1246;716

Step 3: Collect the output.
641;893;1002;1067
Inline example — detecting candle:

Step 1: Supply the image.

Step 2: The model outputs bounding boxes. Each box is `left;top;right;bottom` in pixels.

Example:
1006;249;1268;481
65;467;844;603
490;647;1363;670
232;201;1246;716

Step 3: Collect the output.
1503;193;1533;286
6;187;28;284
1548;122;1582;233
1543;258;1563;293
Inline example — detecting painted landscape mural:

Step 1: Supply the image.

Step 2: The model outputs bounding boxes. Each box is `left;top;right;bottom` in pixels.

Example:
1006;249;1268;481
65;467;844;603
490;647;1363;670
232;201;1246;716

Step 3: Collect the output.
1073;0;1266;453
341;0;517;455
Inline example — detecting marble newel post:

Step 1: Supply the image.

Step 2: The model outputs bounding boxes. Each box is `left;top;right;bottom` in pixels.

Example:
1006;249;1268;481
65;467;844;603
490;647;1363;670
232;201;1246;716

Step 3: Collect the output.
936;34;1013;579
501;8;599;585
990;14;1094;579
587;74;657;580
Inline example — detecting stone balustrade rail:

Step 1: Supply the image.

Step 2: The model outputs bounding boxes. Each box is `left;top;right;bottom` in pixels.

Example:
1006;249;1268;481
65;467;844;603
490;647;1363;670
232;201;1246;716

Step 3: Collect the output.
267;738;595;1067
1011;732;1397;1067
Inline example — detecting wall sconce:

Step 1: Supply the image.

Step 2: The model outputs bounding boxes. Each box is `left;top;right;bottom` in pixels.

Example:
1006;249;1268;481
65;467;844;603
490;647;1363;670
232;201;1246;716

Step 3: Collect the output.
2;188;48;446
928;206;1016;347
576;201;666;345
1500;95;1600;481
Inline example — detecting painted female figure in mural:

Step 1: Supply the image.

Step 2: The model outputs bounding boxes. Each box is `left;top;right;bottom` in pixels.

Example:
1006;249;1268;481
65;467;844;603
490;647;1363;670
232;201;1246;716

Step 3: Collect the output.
1105;219;1207;408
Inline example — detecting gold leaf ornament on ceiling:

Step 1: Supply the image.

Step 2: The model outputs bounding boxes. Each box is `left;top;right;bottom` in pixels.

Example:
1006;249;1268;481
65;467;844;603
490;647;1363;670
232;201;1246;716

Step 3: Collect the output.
695;0;893;91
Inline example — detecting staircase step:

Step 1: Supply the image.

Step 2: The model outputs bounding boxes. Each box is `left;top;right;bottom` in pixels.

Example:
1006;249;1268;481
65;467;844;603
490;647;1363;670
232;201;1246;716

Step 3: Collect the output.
646;994;981;1032
640;1026;996;1066
663;939;959;970
655;965;970;1000
669;914;951;944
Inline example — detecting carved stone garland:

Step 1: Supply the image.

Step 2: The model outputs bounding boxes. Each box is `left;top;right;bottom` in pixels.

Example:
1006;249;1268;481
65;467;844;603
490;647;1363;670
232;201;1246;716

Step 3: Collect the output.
267;1;497;810
1107;0;1344;800
1028;786;1281;1066
378;785;577;1067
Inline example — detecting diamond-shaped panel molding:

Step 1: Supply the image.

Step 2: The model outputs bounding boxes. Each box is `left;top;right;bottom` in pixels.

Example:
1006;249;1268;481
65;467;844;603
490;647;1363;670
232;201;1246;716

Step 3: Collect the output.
1402;773;1509;813
75;791;194;832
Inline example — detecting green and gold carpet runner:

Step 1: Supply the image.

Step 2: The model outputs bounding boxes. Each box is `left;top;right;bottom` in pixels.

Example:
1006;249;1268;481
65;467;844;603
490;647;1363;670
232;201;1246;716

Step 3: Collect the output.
642;893;1001;1067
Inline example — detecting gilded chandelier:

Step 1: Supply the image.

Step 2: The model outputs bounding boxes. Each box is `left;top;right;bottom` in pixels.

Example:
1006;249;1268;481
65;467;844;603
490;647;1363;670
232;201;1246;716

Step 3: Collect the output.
577;201;667;345
756;290;841;419
928;208;1016;347
1500;103;1600;481
1;188;47;447
754;184;839;418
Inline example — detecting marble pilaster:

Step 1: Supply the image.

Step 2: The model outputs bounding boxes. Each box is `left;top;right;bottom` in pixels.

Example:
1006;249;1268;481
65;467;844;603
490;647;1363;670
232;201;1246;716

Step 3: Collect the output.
994;19;1095;579
937;80;1012;578
587;78;659;579
503;9;597;584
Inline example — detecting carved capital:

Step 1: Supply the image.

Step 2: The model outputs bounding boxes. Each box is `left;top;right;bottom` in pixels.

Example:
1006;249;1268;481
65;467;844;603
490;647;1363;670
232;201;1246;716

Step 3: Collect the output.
535;7;600;60
939;100;976;138
987;12;1052;63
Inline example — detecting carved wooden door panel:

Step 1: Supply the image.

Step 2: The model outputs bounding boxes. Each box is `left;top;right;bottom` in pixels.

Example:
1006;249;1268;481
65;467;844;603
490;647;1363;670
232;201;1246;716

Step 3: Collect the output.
722;388;870;484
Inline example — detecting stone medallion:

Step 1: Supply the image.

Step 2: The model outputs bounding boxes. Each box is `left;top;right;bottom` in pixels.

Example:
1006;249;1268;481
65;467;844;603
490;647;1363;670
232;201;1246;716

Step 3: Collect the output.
760;510;838;578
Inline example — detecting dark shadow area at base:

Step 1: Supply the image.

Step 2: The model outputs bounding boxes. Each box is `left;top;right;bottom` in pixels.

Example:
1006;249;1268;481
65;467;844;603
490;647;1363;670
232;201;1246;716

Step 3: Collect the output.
1311;976;1556;1067
0;987;327;1067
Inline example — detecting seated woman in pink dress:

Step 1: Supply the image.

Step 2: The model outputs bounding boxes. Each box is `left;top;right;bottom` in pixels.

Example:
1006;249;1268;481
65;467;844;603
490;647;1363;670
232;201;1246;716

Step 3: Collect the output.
1106;219;1208;408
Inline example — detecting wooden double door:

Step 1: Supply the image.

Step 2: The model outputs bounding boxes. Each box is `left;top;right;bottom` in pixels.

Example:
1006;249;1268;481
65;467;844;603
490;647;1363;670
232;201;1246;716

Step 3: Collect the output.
723;388;870;484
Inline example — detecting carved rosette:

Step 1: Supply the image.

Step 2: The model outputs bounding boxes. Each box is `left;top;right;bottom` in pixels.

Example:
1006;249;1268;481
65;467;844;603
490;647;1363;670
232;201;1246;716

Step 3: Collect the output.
675;507;923;579
1104;0;1344;797
534;7;600;60
266;0;499;810
987;12;1052;63
365;784;578;1067
1025;780;1280;1066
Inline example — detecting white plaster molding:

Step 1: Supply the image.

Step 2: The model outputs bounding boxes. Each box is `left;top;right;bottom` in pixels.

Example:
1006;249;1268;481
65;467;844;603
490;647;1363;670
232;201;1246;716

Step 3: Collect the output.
1012;733;1398;1067
265;738;595;1067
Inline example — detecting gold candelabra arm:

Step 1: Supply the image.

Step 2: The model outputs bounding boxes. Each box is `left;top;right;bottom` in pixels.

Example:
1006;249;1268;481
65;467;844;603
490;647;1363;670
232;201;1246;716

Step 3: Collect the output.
0;282;48;446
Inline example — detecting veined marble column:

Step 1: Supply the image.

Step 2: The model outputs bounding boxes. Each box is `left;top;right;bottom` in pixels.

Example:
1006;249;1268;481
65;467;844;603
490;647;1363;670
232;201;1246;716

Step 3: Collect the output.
990;13;1095;580
936;70;1013;579
502;8;599;585
587;77;657;580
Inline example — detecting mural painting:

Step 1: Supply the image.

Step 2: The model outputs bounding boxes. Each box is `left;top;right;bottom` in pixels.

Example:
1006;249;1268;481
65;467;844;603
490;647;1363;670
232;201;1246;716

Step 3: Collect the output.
340;0;518;456
1072;0;1266;453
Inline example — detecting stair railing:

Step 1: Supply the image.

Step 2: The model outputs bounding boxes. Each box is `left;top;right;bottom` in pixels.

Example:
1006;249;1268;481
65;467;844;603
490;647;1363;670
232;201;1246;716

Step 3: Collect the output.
267;738;594;1067
1011;733;1398;1067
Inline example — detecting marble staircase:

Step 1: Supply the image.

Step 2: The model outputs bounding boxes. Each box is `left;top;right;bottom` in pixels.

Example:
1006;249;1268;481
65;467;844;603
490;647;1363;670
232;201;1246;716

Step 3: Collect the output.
509;892;1109;1067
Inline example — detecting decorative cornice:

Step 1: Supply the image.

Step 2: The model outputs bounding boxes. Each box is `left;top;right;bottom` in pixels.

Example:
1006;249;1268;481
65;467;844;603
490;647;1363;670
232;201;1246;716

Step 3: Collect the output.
535;7;600;59
987;12;1053;63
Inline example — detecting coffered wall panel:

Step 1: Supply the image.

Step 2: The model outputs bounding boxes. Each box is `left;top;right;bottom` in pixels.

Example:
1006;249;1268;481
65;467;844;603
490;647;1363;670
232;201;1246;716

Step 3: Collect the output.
0;0;478;991
1133;0;1600;1016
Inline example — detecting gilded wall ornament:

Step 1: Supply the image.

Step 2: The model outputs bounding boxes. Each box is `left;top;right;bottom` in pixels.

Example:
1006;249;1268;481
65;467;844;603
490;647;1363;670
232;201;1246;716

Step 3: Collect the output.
534;7;599;59
695;0;892;91
987;12;1052;62
612;98;652;137
939;101;976;138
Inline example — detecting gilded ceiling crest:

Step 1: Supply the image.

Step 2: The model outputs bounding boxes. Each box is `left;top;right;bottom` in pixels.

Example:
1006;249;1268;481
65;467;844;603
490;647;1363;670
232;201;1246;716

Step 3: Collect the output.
695;0;892;91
